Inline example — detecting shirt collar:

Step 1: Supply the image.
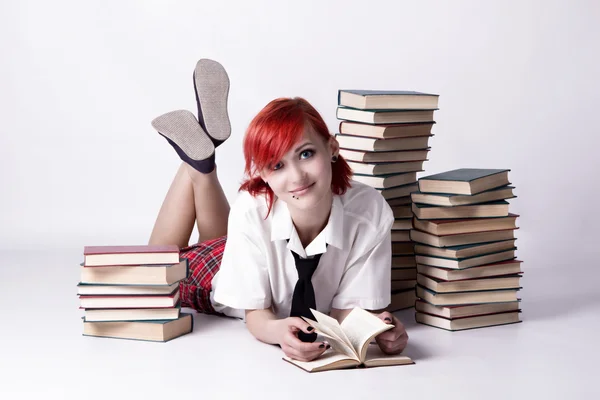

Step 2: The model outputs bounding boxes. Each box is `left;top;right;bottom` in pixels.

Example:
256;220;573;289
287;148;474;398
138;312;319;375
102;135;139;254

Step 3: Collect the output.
270;195;345;257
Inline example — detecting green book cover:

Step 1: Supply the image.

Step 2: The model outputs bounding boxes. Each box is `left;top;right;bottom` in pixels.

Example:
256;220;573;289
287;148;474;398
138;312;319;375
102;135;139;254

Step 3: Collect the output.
83;312;189;324
352;171;418;178
415;247;518;261
416;239;517;252
337;106;438;113
417;285;522;296
339;90;439;98
419;169;510;182
82;313;193;343
412;185;515;197
413;200;510;209
425;274;522;283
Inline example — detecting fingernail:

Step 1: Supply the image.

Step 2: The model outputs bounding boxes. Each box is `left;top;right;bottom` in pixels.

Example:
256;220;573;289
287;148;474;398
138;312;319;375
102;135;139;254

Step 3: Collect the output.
307;326;314;332
384;317;392;322
319;343;325;349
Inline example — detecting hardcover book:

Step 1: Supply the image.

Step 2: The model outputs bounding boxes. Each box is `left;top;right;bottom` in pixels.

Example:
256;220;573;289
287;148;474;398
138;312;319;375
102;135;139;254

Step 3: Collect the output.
338;90;439;110
283;308;414;372
347;160;425;176
414;239;516;259
415;311;521;331
391;268;417;280
409;228;517;248
412;214;519;236
387;196;413;206
353;172;418;189
84;245;180;267
337;107;436;124
339;148;430;163
416;260;523;280
392;218;413;231
415;299;520;319
80;259;188;285
339;121;434;138
83;304;181;322
387;288;417;312
79;289;180;309
392;255;417;268
77;282;180;296
412;201;510;220
391;279;417;291
416;274;522;293
411;186;515;206
391;231;411;242
377;183;419;200
335;133;432;152
418;169;510;195
392;205;413;218
83;313;193;342
415;249;516;270
416;285;520;306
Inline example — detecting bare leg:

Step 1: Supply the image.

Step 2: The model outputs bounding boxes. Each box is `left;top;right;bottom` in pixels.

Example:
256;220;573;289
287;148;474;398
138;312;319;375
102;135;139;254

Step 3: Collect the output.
149;162;230;248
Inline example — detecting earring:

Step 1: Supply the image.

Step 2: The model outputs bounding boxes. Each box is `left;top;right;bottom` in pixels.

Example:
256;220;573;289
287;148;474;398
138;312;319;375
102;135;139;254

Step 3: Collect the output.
331;155;338;163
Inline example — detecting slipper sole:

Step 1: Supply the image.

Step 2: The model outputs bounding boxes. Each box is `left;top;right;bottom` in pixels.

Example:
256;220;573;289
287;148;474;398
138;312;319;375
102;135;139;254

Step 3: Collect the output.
151;110;215;161
193;59;231;142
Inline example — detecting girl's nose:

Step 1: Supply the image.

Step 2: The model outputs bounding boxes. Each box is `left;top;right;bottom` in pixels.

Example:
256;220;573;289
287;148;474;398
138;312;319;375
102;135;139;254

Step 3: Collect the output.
288;162;306;182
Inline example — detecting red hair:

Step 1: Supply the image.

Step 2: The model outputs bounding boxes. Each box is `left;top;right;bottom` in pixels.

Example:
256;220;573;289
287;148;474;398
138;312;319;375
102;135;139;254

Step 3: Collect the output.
239;97;352;217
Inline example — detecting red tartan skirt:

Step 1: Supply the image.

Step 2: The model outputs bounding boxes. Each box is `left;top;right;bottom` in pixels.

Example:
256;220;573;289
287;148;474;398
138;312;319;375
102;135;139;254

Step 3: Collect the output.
178;235;227;315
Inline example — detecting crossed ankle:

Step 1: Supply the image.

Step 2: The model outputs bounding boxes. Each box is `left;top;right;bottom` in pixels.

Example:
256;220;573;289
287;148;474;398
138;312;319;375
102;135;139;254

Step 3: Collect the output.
184;162;216;183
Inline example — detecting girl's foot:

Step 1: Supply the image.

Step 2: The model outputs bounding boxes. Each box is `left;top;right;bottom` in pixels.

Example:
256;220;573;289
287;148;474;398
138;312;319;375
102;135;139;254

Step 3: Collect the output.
193;59;231;147
151;110;216;174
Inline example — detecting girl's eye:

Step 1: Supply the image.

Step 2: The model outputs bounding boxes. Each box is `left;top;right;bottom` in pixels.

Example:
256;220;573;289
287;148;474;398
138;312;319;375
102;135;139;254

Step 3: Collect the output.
272;162;283;171
300;149;314;159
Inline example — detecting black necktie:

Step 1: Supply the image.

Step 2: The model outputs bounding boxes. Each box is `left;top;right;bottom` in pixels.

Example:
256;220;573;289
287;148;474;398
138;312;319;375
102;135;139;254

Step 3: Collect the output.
287;240;327;343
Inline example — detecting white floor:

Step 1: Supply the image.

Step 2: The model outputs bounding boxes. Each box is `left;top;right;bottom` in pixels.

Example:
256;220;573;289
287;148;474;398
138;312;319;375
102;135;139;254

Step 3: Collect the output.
0;250;598;399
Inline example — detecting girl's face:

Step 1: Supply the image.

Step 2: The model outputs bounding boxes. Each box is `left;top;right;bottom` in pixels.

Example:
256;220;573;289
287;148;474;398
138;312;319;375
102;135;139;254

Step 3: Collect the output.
261;127;338;211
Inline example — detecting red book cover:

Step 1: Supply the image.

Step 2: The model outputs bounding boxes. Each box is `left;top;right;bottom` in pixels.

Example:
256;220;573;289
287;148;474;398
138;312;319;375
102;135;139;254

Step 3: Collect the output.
84;245;179;255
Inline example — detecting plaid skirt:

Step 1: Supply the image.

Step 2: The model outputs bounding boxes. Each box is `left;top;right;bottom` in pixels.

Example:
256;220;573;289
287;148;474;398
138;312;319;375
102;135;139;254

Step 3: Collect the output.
179;235;227;314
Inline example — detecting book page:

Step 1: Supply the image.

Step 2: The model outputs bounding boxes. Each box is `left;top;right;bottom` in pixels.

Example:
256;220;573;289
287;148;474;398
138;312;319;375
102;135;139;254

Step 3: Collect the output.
309;310;357;358
362;344;414;368
302;316;357;359
283;350;360;373
340;308;393;362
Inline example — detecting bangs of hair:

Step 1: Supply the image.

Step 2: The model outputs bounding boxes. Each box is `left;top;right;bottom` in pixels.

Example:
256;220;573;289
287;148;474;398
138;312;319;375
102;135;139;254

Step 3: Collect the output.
245;99;306;176
239;97;352;217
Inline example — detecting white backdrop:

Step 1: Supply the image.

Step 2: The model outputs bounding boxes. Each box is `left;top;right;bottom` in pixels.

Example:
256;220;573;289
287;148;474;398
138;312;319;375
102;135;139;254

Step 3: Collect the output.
1;0;598;269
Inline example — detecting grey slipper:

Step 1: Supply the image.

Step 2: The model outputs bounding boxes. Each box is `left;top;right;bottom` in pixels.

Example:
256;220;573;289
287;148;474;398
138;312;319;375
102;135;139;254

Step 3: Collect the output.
151;110;216;173
193;59;231;147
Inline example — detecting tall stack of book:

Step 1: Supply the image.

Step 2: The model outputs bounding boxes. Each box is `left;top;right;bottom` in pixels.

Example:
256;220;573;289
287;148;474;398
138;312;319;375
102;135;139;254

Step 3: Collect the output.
336;90;440;312
410;169;523;331
78;245;193;342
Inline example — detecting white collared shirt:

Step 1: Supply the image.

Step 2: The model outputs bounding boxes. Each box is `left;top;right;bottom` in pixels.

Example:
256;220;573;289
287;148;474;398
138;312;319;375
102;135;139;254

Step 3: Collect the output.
211;180;394;319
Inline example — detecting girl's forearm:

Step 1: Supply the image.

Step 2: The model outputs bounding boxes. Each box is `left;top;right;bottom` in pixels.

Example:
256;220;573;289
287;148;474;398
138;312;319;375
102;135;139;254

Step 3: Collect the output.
245;308;282;345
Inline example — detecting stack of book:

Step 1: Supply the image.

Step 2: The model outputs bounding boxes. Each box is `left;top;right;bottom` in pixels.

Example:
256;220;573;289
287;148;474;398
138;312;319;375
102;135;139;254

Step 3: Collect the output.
78;244;193;342
336;90;440;312
410;169;523;331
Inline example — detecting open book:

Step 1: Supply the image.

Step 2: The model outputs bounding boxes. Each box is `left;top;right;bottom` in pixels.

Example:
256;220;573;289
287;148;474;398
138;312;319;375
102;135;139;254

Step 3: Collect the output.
283;308;414;373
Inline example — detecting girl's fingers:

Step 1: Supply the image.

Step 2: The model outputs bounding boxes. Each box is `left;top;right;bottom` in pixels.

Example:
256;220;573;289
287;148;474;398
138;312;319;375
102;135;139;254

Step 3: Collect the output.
284;332;329;360
287;317;315;335
283;342;328;362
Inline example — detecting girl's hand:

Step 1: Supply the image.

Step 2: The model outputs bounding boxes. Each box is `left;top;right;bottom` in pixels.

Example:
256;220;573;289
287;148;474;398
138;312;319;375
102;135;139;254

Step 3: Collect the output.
275;317;330;362
374;312;408;355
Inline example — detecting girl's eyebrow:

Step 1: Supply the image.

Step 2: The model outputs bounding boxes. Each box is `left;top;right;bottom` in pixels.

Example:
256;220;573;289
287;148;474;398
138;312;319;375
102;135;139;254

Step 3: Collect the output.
293;141;312;153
